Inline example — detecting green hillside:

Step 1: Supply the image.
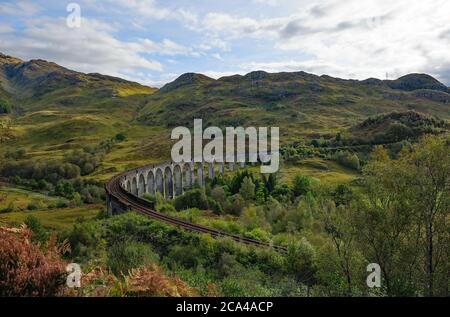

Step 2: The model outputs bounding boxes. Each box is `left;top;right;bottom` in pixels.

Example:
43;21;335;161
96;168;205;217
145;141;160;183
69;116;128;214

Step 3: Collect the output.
1;52;449;181
138;71;450;141
0;53;160;169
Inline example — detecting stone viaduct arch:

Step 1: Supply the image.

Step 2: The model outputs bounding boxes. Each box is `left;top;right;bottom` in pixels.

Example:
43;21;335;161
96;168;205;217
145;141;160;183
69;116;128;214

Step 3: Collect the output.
183;162;193;189
119;159;250;201
164;166;174;199
174;165;183;196
197;163;204;186
147;171;155;195
138;174;145;196
155;168;164;196
131;177;138;196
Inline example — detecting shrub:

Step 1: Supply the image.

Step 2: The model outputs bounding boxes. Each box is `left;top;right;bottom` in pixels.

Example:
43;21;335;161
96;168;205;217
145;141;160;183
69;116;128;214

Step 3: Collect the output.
142;193;157;205
72;264;197;297
157;203;176;214
207;197;223;215
245;228;271;242
24;215;49;244
115;133;126;142
65;149;98;176
0;100;11;114
107;241;159;276
80;184;105;204
383;123;413;143
67;220;105;261
0;202;15;213
218;268;274;296
123;265;197;296
56;199;69;208
26;202;39;211
0;159;81;184
264;173;277;194
292;175;313;197
239;177;255;201
333;184;353;206
211;186;226;204
255;182;266;204
285;238;317;286
225;194;245;216
4;148;26;160
229;170;254;194
167;244;204;269
173;189;209;211
0;227;67;296
333;151;361;171
271;183;292;202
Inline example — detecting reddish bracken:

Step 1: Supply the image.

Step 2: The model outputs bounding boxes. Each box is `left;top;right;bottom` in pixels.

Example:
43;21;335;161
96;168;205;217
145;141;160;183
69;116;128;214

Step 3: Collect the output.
0;226;68;297
70;265;198;297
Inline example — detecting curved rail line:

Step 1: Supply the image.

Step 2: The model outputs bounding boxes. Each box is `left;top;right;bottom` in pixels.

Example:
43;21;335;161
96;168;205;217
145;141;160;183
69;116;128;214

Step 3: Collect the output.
106;169;287;253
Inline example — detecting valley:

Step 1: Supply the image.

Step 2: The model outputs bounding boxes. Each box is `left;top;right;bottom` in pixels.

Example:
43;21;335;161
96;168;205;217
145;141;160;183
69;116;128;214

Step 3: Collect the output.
0;52;449;297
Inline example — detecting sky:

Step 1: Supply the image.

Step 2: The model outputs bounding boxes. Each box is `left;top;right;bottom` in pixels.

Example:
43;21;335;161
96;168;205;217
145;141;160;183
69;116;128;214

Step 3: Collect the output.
0;0;449;87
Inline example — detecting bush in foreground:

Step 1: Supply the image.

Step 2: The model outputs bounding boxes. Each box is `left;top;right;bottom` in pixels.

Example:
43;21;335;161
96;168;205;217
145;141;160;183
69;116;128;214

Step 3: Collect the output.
0;226;68;296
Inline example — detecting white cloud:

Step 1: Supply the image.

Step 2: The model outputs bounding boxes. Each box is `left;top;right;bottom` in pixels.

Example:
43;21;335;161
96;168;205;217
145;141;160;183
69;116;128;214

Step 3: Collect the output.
202;70;243;79
252;0;279;7
103;0;198;24
0;17;176;80
197;0;450;83
211;53;223;61
2;0;449;86
0;24;14;33
0;1;40;16
138;38;191;56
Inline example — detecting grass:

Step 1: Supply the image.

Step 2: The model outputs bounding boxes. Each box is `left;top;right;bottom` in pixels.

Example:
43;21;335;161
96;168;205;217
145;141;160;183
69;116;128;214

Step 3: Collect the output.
0;206;100;231
280;159;359;185
0;184;100;230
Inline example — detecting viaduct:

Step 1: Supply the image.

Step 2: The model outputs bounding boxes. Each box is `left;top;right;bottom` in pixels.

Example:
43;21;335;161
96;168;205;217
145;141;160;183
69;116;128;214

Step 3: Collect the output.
104;157;286;251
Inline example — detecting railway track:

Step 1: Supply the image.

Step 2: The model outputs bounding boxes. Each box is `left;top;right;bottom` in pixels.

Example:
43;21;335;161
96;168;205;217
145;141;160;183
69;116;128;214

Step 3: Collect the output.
106;170;287;253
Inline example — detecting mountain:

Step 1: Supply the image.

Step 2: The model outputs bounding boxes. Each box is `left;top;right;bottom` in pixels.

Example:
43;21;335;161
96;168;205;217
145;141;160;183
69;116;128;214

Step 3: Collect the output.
0;53;156;112
385;73;450;93
0;53;158;165
348;110;450;144
1;52;449;169
138;70;450;140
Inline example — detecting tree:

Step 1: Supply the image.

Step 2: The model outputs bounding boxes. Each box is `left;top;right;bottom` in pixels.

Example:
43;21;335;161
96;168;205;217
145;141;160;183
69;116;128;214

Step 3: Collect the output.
239;177;255;201
317;200;361;296
264;173;277;194
359;136;450;296
107;241;159;276
227;194;245;216
0;99;11;114
255;182;266;205
271;183;292;203
229;170;254;194
24;215;49;244
400;135;449;296
292;175;312;197
384;123;413;142
284;238;317;289
333;184;353;206
174;188;209;211
115;133;126;141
